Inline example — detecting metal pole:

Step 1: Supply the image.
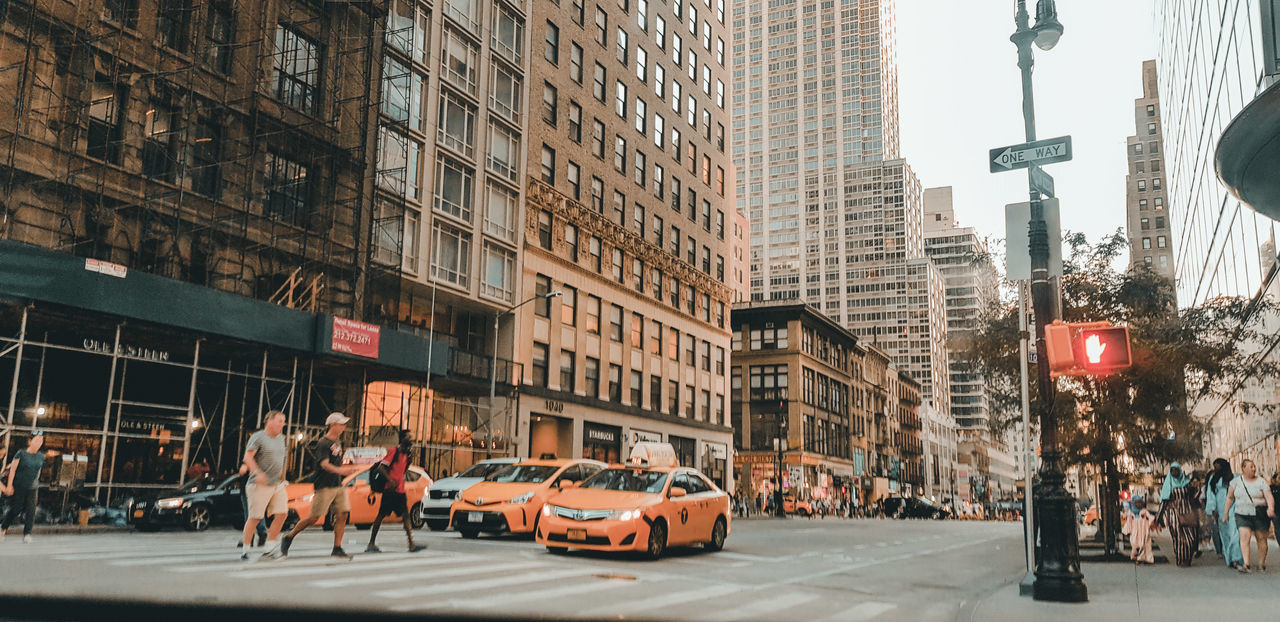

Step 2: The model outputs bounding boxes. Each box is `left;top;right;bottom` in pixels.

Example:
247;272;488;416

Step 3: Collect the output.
1012;0;1086;602
31;332;46;432
93;323;123;497
5;306;29;441
488;312;500;460
255;350;268;427
180;340;202;484
217;362;230;472
1019;281;1036;590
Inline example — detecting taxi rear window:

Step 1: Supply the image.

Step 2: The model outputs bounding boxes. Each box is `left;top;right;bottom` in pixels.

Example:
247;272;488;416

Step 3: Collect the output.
580;469;668;493
460;462;508;479
487;465;559;483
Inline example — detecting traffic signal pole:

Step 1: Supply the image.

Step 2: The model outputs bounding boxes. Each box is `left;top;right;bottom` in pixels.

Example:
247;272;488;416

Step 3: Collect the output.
1012;0;1087;602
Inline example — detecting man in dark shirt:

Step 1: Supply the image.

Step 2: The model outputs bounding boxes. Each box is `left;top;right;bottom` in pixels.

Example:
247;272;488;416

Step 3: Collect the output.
3;432;47;542
366;431;426;553
273;413;359;559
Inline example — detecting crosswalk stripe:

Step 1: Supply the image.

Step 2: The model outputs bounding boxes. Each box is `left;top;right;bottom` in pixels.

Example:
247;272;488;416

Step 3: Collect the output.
385;568;597;605
439;577;635;610
307;556;496;588
112;551;256;566
54;546;235;561
169;550;424;573
702;591;820;621
359;560;554;597
577;583;741;617
819;601;896;622
233;556;454;579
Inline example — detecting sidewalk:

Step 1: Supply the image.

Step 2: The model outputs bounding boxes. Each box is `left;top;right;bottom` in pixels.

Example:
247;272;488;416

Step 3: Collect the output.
969;532;1280;620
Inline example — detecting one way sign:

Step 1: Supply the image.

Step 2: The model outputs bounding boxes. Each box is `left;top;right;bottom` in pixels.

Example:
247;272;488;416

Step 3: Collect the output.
989;136;1072;173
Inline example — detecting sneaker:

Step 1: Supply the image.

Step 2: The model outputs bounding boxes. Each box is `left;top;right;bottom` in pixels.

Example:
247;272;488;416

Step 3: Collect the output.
236;541;244;549
1238;565;1251;574
365;544;383;554
409;543;428;553
240;552;251;562
259;548;286;562
22;535;31;544
331;546;353;560
279;534;294;556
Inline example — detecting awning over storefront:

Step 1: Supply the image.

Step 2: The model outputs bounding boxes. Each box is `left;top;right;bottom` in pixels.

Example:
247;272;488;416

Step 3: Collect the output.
0;240;449;376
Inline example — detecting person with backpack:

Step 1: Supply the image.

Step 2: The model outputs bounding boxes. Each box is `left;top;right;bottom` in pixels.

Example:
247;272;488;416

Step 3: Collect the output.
272;413;361;560
366;430;426;553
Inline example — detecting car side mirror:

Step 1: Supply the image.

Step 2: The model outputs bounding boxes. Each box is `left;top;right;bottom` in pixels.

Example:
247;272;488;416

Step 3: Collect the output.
669;487;687;498
558;480;577;490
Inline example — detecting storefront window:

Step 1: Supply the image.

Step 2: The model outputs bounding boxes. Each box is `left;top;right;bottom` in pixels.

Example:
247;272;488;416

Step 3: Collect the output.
582;422;621;462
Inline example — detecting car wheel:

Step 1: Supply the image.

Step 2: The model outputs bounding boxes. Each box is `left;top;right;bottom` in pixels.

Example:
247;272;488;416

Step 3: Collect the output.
547;546;568;555
646;520;667;560
458;527;480;539
705;517;727;552
425;519;448;532
184;504;212;532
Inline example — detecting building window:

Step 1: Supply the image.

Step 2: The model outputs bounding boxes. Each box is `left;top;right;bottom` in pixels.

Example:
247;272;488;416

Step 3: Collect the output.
492;5;524;63
650;375;662;411
142;101;178;181
481;243;516;302
87;80;127;164
1142;237;1151;249
630;371;643;405
430;222;472;287
614;135;627;172
483;182;518;242
611;247;624;282
488;125;521;182
158;0;192;51
535;274;552;317
376;126;422;199
186;118;222;197
537;210;553;250
1147;122;1156;135
585;357;600;397
540;144;556;183
206;3;234;74
434;156;474;221
714;346;724;375
749;364;789;400
1156;235;1167;248
635;150;647;186
570;43;584;83
701;390;711;421
700;340;710;371
615;80;628;118
545;21;560;63
438;92;476;157
632;258;645;292
592;119;606;157
593;63;607;101
572;0;585;25
617;28;629;64
749;326;788;350
650;320;662;356
631;313;643;348
595;7;608;46
609;304;624;341
489;62;522;122
532;342;549;387
612;191;626;225
609;365;623;401
637;46;648;81
568;102;582;142
668;380;679;414
273;24;321;114
565;224;579;261
635;98;647;135
668;327;679;361
1146;104;1154;117
442;28;479;95
264;151;311;227
443;0;479;31
684;384;695;417
589;236;602;271
103;0;140;27
561;286;578;326
683;333;695;366
560;350;576;392
542;82;558;126
1140;218;1150;231
586;295;601;334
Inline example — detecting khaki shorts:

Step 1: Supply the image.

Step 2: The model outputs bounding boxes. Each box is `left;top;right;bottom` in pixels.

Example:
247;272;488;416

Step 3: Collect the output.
310;486;350;517
246;481;288;518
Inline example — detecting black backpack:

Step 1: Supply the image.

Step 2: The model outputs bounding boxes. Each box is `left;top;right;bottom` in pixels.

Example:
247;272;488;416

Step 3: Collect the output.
369;448;397;493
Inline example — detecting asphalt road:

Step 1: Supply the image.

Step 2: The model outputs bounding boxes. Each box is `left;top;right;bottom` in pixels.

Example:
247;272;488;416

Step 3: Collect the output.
0;518;1024;621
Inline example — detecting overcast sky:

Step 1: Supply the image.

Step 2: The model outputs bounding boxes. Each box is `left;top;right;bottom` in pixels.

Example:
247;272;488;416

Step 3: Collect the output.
897;0;1157;262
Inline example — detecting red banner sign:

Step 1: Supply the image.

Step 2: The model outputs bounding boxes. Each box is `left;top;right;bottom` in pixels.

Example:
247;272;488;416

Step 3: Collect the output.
331;316;380;359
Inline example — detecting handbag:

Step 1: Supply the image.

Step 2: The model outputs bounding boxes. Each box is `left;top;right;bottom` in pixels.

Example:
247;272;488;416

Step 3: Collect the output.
369;448;397;494
1177;507;1199;529
1240;480;1269;520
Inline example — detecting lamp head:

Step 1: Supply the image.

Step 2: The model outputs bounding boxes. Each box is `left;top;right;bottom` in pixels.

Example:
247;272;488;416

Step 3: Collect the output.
1033;0;1063;50
546;290;564;299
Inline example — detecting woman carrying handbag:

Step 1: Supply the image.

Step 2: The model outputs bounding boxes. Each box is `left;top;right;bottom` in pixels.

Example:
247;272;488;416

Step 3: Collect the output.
1224;458;1276;573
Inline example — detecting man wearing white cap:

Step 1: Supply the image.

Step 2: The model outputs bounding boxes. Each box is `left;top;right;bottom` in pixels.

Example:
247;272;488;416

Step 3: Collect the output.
270;413;360;560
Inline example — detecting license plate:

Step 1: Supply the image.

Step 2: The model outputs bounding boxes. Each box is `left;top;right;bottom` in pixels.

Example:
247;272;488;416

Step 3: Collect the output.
132;510;144;519
567;528;587;541
468;511;483;523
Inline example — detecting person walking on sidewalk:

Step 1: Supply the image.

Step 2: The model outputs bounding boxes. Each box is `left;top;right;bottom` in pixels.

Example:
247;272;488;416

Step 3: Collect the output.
2;432;46;543
1205;458;1243;570
366;431;426;554
240;411;290;559
1154;462;1198;567
1224;458;1276;573
275;413;360;560
1122;499;1156;564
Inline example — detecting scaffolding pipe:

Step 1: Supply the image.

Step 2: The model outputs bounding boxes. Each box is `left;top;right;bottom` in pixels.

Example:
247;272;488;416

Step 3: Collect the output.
93;323;123;497
255;350;268;427
179;340;202;485
4;306;29;450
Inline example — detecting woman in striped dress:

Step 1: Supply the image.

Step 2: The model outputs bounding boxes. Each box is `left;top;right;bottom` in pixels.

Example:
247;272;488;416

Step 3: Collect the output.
1154;463;1198;567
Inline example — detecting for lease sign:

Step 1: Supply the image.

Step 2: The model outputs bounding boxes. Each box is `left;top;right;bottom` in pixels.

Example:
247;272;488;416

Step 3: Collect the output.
332;316;380;358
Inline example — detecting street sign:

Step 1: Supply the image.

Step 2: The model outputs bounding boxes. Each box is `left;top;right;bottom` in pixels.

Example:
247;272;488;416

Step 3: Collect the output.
1030;165;1055;198
1005;198;1063;281
989;136;1073;173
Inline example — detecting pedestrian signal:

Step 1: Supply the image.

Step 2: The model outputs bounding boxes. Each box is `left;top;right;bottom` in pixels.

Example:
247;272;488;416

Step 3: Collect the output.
1044;321;1133;377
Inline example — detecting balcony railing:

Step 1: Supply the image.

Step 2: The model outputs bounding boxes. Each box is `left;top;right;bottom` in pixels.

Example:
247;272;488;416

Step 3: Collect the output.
447;349;521;389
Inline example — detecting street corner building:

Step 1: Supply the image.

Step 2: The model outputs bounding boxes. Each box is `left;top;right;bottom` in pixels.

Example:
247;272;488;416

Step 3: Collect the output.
0;0;551;503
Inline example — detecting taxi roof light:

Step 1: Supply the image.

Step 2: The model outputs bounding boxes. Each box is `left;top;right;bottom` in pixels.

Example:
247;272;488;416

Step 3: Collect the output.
627;442;679;469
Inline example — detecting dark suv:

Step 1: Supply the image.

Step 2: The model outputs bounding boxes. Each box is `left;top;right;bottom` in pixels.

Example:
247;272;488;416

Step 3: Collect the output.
130;474;252;532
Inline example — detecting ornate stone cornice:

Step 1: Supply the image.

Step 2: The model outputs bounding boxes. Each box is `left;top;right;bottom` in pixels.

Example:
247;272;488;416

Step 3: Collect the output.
526;178;733;303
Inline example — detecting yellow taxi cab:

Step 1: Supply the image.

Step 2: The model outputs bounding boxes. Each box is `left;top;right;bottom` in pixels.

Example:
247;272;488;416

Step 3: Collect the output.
285;464;432;528
449;457;606;539
535;442;730;559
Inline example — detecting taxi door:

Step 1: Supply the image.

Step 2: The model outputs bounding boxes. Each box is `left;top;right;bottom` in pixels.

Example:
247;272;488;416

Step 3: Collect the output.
346;470;379;525
667;473;702;546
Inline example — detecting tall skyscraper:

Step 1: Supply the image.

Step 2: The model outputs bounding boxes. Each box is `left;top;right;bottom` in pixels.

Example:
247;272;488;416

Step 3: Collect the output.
517;0;736;485
1125;61;1174;278
923;187;998;436
730;0;948;418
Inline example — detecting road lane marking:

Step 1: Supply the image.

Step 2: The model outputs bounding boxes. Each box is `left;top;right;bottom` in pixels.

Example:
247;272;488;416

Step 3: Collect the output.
702;591;820;621
307;556;504;588
438;578;634;610
818;601;897;621
337;560;552;593
761;536;1008;588
577;584;741;617
168;550;427;573
233;556;461;579
53;545;235;560
383;567;593;603
111;551;263;566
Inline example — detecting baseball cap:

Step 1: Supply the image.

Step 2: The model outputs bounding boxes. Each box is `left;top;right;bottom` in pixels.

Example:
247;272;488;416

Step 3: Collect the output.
325;413;350;426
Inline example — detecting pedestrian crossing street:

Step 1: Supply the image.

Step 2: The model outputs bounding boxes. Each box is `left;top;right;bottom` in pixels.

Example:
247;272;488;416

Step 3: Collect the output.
0;531;914;621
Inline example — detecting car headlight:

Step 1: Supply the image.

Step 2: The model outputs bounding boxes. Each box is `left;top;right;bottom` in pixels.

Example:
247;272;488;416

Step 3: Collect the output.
542;504;555;517
509;492;535;505
608;508;643;521
156;498;185;510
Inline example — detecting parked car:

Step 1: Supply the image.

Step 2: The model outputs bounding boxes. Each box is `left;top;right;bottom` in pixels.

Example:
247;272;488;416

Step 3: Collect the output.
285;464;432;529
537;442;730;559
783;496;814;516
420;458;520;531
879;496;951;520
130;474;252;532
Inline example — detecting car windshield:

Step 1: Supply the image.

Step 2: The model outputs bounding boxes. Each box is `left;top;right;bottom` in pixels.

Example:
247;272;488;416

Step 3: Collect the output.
487;465;558;483
579;469;669;493
459;462;510;479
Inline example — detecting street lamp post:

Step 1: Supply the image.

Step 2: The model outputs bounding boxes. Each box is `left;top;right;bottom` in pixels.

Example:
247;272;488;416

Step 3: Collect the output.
488;290;562;458
1008;0;1087;602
